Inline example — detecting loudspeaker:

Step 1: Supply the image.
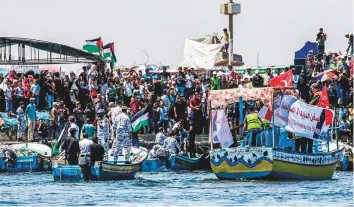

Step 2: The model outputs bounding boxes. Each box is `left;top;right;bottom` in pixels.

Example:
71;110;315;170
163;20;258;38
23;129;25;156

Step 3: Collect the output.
294;58;307;69
289;65;303;75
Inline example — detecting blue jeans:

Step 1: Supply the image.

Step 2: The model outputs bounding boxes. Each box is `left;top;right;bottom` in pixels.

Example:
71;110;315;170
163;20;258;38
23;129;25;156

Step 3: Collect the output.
47;94;54;109
246;128;261;147
340;89;349;104
176;86;185;96
5;99;12;112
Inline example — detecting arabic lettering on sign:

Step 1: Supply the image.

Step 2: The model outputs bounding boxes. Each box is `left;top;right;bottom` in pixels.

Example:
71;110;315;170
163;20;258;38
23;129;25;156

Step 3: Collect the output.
273;151;342;165
288;106;320;122
288;118;321;135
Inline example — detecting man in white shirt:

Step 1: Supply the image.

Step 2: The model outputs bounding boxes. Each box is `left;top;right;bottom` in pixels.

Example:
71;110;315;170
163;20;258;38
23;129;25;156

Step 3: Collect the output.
79;133;94;153
185;69;194;98
69;116;80;139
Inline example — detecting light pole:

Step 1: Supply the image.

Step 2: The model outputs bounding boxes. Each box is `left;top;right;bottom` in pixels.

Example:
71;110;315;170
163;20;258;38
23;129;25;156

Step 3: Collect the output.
228;0;234;66
221;1;241;66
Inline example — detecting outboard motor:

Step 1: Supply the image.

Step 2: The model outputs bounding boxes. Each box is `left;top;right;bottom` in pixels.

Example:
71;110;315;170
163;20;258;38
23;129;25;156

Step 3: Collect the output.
79;153;91;181
2;149;17;168
156;148;169;161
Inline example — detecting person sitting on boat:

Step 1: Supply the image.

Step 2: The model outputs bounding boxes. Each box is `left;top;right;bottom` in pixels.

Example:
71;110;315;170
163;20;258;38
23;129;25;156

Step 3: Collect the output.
162;130;181;156
148;145;161;158
155;127;167;146
88;136;105;164
112;105;132;164
79;133;94;154
61;127;81;165
175;122;188;144
242;107;263;147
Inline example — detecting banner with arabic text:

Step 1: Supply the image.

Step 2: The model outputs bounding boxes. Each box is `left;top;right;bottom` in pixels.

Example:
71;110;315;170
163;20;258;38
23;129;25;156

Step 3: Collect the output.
211;110;234;148
273;95;334;140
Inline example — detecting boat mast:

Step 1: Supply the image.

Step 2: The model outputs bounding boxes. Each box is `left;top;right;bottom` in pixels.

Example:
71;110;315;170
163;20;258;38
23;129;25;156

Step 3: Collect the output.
209;100;213;151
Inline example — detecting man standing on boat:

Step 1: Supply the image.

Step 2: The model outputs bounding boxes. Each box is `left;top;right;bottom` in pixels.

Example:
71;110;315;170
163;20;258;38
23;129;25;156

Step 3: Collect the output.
112;106;132;164
242;107;263;146
61;127;81;165
96;109;110;159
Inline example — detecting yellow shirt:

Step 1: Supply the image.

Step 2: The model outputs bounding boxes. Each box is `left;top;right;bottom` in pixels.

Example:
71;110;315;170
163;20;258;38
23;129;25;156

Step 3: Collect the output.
222;32;229;44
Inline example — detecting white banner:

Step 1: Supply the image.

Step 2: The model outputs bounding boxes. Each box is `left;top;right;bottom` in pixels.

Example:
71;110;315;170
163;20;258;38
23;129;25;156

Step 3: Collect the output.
273;95;334;140
211;110;234;148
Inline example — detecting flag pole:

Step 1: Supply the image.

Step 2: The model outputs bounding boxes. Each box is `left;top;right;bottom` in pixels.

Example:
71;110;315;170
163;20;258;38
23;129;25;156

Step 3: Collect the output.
209;100;213;151
271;88;275;148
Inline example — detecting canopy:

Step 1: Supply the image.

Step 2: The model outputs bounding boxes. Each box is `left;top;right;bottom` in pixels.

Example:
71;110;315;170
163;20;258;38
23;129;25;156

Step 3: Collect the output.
294;41;318;59
209;87;297;108
178;38;223;69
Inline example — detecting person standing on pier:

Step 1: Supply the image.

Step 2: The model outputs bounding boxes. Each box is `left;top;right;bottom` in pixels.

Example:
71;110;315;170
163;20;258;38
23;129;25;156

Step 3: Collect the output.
25;97;36;142
16;101;26;142
112;106;132;163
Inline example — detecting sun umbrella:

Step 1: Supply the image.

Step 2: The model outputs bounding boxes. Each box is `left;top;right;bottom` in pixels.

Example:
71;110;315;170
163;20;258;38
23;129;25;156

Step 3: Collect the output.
314;70;338;82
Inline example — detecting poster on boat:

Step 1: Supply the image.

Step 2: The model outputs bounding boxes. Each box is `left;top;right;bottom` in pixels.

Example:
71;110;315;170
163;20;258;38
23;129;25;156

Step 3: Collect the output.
273;95;334;140
211;110;234;148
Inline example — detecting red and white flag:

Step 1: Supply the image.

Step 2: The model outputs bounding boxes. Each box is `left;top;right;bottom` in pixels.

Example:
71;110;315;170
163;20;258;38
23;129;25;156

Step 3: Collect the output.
258;106;272;121
269;70;293;87
317;85;330;109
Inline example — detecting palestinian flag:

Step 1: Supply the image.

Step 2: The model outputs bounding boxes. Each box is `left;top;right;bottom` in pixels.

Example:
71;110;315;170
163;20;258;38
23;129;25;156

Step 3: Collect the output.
131;105;152;132
83;37;103;53
103;42;117;66
52;124;68;156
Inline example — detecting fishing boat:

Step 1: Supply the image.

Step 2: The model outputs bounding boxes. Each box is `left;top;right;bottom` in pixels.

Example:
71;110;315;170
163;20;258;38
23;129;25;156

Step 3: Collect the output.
0;143;51;172
52;147;148;182
271;147;344;180
141;153;207;171
91;147;148;180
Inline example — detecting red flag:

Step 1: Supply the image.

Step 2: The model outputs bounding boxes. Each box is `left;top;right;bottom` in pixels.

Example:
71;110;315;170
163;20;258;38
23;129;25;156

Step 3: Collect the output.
317;85;330;108
269;70;293;87
96;37;103;51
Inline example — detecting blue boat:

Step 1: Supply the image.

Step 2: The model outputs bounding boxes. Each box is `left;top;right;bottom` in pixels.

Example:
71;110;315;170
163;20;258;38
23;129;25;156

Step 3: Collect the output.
52;165;84;181
2;154;43;173
52;147;148;182
141;154;206;171
141;158;168;172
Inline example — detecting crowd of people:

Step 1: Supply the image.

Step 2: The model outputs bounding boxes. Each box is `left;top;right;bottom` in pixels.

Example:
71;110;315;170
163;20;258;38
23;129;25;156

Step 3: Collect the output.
0;29;352;159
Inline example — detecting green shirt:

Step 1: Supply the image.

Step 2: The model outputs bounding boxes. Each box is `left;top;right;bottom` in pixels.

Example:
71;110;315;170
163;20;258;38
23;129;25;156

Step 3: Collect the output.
210;77;221;90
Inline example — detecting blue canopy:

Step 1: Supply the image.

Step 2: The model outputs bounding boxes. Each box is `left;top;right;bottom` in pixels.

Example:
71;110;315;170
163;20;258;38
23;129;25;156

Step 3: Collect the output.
294;41;318;59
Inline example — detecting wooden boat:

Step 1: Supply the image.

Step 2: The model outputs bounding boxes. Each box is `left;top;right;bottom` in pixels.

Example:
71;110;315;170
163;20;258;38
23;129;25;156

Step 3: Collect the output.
91;147;148;180
170;154;202;170
210;147;273;179
52;147;148;181
270;147;344;180
337;145;353;171
141;153;207;172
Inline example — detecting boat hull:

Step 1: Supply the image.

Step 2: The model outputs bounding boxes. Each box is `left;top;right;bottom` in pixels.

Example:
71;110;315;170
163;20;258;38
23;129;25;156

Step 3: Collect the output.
210;147;273;180
141;158;168;172
91;161;141;180
52;165;84;182
337;154;353;171
270;148;344;180
170;154;201;170
5;155;43;173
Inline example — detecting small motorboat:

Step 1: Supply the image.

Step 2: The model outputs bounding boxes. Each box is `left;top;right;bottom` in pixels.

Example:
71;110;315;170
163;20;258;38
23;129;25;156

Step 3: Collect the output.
91;147;148;181
52;147;148;182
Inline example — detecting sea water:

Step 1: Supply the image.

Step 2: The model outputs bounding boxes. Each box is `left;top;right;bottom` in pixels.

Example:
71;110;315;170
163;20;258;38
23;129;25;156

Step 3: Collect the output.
0;171;352;206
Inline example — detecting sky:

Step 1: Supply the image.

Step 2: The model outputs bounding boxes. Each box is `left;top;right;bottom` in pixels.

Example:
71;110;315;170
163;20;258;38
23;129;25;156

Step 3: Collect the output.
1;0;353;68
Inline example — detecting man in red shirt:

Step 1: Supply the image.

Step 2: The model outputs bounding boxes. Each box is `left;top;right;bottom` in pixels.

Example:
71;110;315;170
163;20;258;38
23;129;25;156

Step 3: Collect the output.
190;92;203;134
130;92;144;115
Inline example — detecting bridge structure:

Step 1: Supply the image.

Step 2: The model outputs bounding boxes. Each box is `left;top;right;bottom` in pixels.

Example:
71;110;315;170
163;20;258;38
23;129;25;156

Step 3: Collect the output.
0;37;101;65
